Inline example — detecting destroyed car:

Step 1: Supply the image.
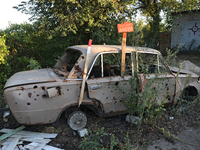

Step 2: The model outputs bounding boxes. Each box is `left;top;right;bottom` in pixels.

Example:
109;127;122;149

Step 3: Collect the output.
3;45;200;130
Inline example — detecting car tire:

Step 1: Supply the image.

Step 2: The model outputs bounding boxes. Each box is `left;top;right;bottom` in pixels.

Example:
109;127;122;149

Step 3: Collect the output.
67;111;87;130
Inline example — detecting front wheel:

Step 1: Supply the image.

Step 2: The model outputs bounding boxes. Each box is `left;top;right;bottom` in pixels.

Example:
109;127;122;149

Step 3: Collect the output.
67;111;87;130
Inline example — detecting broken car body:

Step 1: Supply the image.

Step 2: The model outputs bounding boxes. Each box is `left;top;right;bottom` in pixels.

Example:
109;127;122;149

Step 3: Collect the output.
3;45;200;130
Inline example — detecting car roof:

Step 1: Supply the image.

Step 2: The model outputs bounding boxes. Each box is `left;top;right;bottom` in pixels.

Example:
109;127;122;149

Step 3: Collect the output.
67;45;161;55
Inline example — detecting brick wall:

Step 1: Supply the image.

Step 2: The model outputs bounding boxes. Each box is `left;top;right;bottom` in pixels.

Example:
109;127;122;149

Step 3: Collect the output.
159;31;171;54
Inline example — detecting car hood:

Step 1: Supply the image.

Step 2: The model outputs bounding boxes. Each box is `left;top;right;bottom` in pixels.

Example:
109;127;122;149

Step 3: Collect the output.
169;66;197;75
4;68;58;89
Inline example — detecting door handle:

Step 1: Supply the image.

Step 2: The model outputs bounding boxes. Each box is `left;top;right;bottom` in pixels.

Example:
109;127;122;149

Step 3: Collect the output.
90;84;101;90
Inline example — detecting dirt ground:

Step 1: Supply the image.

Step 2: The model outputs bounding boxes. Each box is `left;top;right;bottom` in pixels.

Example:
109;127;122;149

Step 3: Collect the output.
1;102;200;150
0;54;200;150
147;125;200;150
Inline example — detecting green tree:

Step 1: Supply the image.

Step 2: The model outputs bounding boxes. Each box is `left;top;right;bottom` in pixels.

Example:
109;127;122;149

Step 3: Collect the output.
0;33;11;95
14;0;133;45
126;19;145;46
0;35;9;64
132;0;200;48
3;22;65;69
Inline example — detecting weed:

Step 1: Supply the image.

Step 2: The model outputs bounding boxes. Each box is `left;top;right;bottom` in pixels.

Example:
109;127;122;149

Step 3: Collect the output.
180;39;200;54
79;128;134;150
79;127;108;150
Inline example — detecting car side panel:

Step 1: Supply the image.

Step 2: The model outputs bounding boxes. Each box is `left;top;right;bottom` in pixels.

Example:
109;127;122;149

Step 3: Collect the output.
4;80;82;124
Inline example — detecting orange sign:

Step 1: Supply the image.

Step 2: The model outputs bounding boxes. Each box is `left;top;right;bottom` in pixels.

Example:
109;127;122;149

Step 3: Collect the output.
117;22;134;33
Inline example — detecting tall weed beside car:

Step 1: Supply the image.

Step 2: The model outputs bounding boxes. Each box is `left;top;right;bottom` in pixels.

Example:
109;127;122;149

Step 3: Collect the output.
122;48;181;128
122;73;167;128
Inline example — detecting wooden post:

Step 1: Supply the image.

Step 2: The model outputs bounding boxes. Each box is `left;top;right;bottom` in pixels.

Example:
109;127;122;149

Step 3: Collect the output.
79;39;92;107
121;32;127;76
117;22;134;77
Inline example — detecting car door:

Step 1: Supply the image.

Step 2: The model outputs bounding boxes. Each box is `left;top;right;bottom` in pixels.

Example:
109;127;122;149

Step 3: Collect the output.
86;52;133;116
136;52;176;104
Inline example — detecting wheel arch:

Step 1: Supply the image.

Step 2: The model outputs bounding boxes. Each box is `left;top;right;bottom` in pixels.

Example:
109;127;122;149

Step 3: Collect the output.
53;100;104;126
181;85;198;97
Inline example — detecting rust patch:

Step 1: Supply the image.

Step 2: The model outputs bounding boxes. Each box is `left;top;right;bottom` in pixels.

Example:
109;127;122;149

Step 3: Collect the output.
37;94;39;96
92;100;99;107
82;56;84;59
72;73;77;77
49;79;57;82
34;99;37;101
19;93;21;96
33;85;38;89
15;102;17;105
56;86;61;95
75;65;82;72
16;87;24;91
28;93;32;98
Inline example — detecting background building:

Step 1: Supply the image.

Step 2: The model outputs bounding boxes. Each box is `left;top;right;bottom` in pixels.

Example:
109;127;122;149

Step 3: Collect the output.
171;10;200;51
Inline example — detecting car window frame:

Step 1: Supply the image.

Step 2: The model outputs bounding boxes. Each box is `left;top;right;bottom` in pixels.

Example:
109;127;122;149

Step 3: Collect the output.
136;51;161;74
86;51;134;80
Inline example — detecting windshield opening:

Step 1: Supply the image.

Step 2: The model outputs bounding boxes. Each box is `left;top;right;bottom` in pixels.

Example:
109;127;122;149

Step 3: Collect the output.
53;49;82;77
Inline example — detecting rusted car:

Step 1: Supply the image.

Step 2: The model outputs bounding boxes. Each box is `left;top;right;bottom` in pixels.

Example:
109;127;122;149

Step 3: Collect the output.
3;45;200;130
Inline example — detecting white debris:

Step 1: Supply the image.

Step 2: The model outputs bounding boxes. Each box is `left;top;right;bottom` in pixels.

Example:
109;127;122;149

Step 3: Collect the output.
77;128;88;137
0;129;57;139
24;142;38;150
182;60;200;75
0;128;64;150
3;111;10;122
126;115;141;124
